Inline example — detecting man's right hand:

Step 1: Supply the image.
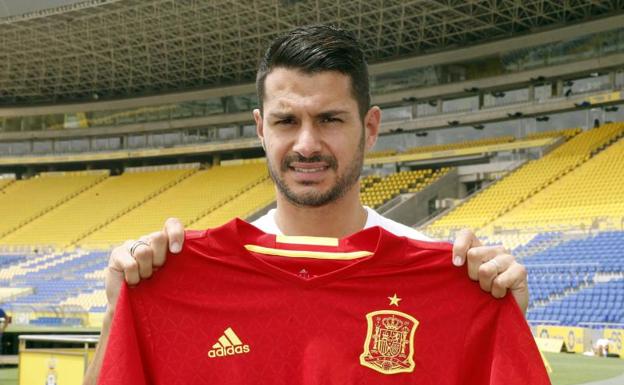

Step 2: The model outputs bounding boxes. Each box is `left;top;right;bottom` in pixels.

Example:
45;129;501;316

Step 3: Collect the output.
85;218;186;385
105;218;186;312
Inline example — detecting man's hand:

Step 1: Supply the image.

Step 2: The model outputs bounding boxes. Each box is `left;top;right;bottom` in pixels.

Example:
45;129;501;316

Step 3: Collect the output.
451;228;529;314
105;218;186;312
85;218;186;385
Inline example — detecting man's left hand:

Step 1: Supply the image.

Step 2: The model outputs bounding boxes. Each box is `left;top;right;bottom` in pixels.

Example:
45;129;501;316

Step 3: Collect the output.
452;229;529;314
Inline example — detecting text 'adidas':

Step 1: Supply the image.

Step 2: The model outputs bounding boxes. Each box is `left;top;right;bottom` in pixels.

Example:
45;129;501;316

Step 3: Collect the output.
208;327;251;358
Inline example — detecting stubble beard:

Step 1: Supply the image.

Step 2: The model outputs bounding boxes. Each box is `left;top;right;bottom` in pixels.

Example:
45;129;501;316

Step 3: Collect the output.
267;132;365;208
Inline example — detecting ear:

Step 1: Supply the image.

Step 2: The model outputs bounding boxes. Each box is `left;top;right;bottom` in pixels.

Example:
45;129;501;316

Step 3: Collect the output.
253;109;264;146
363;106;381;151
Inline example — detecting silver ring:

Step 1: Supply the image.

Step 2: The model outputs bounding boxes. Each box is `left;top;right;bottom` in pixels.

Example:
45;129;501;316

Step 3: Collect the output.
489;258;501;274
129;240;150;258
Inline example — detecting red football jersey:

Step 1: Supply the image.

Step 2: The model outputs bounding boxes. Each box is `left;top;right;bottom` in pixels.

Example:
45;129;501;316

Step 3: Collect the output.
98;218;550;385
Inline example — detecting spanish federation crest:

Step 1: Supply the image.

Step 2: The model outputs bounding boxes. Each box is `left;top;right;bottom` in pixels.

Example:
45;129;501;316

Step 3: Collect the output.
359;310;419;374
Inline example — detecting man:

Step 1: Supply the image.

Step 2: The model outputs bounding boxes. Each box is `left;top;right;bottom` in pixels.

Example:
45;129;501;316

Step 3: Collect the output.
85;25;531;384
0;308;9;355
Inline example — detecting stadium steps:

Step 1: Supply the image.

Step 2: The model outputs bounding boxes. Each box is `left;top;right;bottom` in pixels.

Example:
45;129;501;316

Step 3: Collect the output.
4;250;108;307
0;251;65;281
0;171;109;239
2;250;90;284
0;178;16;191
425;123;624;237
186;173;271;227
67;168;198;247
77;162;270;246
0;168;198;248
486;133;624;231
189;177;275;229
415;158;531;236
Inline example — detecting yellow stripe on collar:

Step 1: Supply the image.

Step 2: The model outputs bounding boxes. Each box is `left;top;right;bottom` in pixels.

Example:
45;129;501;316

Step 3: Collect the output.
244;244;372;260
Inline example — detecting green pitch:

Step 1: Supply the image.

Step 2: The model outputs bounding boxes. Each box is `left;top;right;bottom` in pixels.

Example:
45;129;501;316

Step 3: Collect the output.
0;368;16;385
544;352;624;385
0;352;622;385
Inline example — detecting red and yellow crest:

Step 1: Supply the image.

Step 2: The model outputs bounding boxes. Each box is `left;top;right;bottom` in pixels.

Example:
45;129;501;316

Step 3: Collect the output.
359;310;419;374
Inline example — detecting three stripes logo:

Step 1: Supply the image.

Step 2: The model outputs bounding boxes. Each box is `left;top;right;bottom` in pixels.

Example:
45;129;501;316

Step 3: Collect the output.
208;327;250;358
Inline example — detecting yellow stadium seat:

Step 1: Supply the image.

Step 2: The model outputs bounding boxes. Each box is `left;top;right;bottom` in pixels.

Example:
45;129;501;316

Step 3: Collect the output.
426;123;624;238
0;171;109;240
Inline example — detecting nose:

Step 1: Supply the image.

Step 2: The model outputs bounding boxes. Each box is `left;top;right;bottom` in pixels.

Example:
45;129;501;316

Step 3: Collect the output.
292;122;322;158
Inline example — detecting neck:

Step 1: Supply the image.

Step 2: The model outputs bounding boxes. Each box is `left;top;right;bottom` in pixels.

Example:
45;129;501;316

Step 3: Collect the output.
274;185;367;238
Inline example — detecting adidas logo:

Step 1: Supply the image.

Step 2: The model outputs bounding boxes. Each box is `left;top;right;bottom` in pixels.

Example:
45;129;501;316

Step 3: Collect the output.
208;327;250;358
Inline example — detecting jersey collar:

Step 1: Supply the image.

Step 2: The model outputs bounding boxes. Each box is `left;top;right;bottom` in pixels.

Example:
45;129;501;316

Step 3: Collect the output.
227;218;406;288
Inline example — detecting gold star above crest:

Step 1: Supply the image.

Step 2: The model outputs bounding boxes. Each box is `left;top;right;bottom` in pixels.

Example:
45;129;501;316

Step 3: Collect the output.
388;293;402;307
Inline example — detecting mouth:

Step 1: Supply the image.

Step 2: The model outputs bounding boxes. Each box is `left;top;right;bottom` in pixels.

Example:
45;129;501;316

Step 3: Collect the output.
290;165;330;173
287;162;331;182
289;161;330;172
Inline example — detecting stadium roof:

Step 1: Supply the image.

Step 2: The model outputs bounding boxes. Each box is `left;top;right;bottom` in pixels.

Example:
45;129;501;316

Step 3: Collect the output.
1;0;622;106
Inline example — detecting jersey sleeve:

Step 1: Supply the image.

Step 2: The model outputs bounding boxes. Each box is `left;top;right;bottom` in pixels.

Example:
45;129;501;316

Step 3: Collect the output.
460;297;551;385
97;283;152;385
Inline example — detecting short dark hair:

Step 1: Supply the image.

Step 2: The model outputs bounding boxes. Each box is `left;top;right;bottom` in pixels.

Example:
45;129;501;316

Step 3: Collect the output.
256;24;370;119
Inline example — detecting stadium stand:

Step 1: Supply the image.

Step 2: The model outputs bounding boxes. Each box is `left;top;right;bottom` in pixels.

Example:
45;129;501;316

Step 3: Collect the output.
0;177;15;191
0;167;196;248
488;133;624;231
360;168;451;209
0;162;277;326
523;231;624;326
79;162;270;247
426;123;624;238
0;123;622;335
0;249;108;326
190;177;275;229
406;126;624;329
0;171;109;240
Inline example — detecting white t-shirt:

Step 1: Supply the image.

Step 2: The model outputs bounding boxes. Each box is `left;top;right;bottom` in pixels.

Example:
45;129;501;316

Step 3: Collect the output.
251;206;434;241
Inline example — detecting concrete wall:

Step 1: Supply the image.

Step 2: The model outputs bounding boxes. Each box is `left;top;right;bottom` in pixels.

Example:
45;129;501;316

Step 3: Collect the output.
382;168;459;227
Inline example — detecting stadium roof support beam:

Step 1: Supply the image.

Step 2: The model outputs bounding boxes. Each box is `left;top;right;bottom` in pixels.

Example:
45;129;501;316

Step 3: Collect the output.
0;0;622;105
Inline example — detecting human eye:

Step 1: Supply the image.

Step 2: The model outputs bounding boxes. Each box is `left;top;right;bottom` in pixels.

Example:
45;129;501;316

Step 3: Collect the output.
274;117;295;125
321;116;343;123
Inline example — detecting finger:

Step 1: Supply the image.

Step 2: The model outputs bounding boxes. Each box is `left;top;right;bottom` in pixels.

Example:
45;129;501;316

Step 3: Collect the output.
452;229;482;267
147;231;168;267
133;237;154;279
109;240;140;285
105;245;128;309
478;254;514;293
164;217;185;253
492;263;529;310
466;245;508;280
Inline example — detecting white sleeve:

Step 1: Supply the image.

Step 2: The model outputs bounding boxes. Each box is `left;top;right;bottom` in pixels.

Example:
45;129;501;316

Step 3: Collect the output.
363;206;435;241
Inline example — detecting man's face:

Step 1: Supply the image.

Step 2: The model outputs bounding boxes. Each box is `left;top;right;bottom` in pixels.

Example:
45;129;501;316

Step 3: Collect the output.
255;68;378;207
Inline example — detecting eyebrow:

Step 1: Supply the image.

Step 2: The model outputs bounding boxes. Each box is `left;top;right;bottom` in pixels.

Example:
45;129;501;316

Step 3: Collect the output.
268;110;350;119
268;112;295;120
317;110;349;118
